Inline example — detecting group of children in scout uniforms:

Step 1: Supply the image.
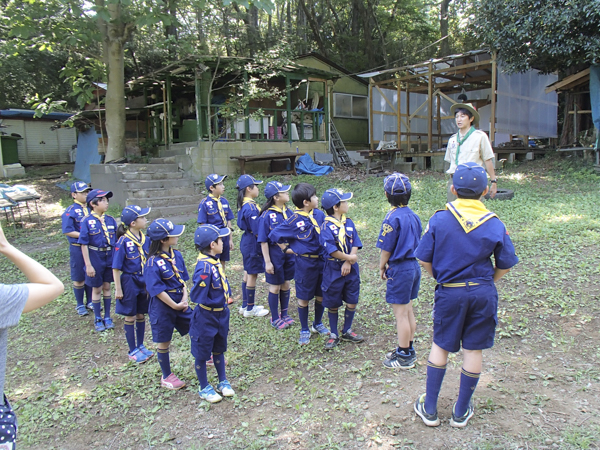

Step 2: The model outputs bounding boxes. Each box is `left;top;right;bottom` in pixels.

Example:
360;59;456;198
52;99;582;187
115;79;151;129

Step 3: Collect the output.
61;155;518;423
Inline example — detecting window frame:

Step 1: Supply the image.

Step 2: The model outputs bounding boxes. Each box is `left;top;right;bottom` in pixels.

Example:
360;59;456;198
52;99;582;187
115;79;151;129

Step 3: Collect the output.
333;93;368;119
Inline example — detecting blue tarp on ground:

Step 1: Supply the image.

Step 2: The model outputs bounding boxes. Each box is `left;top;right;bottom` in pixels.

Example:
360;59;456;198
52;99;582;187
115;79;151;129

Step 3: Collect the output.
73;127;102;184
590;64;600;150
295;152;333;176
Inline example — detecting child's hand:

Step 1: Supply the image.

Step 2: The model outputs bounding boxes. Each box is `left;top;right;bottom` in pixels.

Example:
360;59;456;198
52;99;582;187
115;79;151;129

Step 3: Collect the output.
265;262;275;274
341;261;352;276
178;300;189;311
115;287;123;299
380;266;388;280
86;265;96;277
229;237;234;251
346;254;358;265
0;223;13;254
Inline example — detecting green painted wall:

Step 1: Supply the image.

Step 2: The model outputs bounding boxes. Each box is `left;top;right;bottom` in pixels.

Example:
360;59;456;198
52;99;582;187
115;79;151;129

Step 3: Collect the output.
296;56;369;149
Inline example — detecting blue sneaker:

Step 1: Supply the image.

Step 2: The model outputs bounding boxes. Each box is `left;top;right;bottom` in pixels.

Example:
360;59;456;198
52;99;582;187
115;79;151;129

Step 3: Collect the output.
128;347;150;364
199;385;222;403
138;344;155;359
94;319;106;332
298;330;311;345
76;305;89;316
103;318;115;329
310;323;330;335
216;380;235;397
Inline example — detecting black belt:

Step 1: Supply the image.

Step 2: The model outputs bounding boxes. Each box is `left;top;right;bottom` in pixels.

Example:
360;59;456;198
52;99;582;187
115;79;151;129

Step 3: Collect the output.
89;245;112;251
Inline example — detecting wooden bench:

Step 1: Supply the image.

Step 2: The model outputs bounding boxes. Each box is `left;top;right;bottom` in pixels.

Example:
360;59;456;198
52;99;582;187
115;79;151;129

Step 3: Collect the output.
230;152;306;176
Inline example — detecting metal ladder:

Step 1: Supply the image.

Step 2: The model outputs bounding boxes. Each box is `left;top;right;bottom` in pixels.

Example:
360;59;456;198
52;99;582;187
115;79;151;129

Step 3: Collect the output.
329;120;352;166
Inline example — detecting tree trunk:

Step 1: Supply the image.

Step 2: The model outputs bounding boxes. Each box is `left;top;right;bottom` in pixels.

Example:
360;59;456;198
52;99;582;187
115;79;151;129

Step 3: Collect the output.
439;0;452;57
298;0;328;57
165;0;178;56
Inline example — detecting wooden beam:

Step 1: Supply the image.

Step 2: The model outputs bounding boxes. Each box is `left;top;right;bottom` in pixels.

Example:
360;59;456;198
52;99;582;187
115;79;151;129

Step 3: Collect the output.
397;80;401;149
545;68;590;94
374;85;397;113
370;79;374;151
428;62;433;152
490;51;497;144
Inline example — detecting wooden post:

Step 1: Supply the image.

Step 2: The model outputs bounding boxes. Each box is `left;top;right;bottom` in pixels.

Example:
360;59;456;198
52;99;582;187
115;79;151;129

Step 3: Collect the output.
162;82;167;146
427;61;433;152
406;83;411;151
397;80;401;151
244;69;250;141
166;74;173;149
324;80;329;142
490;51;497;145
437;92;442;150
194;69;203;142
369;78;374;151
286;74;292;143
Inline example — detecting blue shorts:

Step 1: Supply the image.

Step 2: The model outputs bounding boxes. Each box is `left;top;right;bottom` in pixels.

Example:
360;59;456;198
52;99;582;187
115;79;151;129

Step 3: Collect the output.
115;272;149;316
148;291;193;343
240;235;264;274
432;282;498;353
69;244;85;281
321;261;360;308
189;306;230;361
85;250;114;287
217;242;231;262
294;255;323;301
385;259;421;305
265;246;295;285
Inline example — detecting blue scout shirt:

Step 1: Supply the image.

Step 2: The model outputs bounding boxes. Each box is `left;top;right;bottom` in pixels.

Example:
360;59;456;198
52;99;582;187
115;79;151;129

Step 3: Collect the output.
257;205;292;245
112;232;150;274
197;194;234;227
268;210;323;256
376;206;422;263
190;253;231;308
320;215;363;257
237;199;262;254
144;249;189;298
61;201;90;244
416;203;519;284
78;213;117;251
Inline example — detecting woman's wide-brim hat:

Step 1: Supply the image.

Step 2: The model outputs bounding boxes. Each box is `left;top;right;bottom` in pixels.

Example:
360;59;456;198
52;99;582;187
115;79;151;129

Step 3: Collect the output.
450;103;480;127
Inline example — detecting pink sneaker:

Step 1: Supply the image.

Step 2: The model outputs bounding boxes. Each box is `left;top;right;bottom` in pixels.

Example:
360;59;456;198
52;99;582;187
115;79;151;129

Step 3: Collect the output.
161;373;185;390
281;315;295;326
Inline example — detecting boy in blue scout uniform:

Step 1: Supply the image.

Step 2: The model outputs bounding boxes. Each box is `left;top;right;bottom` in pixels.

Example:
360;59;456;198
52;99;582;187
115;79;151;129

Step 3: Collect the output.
144;218;192;390
61;181;93;316
377;173;422;370
112;205;153;364
78;189;117;332
197;174;235;272
320;189;364;350
414;162;519;428
190;224;236;403
257;181;296;330
268;183;330;345
236;175;268;317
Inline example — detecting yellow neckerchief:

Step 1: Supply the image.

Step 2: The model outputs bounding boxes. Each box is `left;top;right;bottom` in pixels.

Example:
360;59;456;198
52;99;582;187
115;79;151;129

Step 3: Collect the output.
91;212;110;244
160;248;186;287
124;229;147;270
197;252;231;302
295;209;320;234
325;214;348;253
242;197;257;208
268;204;289;220
455;126;476;166
446;199;498;233
209;193;227;226
74;200;89;217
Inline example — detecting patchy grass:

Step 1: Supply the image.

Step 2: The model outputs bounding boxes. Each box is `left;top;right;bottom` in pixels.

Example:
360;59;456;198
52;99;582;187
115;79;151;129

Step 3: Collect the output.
4;155;600;449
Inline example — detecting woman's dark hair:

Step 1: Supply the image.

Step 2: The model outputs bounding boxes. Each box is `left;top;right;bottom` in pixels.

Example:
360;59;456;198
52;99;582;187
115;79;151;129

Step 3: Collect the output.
291;183;317;209
116;223;127;239
237;186;252;210
148;239;168;257
454;107;473;119
386;191;411;207
259;196;277;215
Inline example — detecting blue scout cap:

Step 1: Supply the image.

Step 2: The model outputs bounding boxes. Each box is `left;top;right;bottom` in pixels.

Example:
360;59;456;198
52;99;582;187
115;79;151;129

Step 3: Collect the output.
264;181;291;199
86;189;113;204
236;174;263;191
321;188;353;210
194;224;231;248
384;173;411;195
147;218;185;241
71;181;90;193
121;205;151;226
453;162;488;195
205;174;227;190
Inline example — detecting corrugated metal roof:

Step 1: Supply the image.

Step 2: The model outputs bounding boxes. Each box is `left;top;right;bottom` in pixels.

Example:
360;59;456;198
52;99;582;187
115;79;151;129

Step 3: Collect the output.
0;109;75;120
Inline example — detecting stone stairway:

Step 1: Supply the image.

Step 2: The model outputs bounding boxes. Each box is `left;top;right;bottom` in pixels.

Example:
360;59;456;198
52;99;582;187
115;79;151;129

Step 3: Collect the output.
90;160;201;220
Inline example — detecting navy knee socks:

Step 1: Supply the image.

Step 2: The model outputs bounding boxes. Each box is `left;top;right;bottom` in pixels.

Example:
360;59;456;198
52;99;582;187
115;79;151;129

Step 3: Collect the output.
157;348;171;379
314;300;325;326
195;359;208;389
213;353;227;382
124;320;136;352
342;308;356;334
425;361;447;415
241;281;247;309
456;369;480;416
74;286;85;307
298;304;309;331
328;309;339;336
136;318;145;347
268;292;279;322
280;289;290;318
247;286;256;311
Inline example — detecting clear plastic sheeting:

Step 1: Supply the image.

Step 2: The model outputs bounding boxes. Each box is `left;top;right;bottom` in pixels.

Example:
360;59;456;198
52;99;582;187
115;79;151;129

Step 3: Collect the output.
496;67;558;138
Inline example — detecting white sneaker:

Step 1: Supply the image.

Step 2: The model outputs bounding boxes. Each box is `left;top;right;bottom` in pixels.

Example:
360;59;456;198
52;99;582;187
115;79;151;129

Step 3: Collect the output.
238;307;245;315
244;307;269;317
216;380;235;397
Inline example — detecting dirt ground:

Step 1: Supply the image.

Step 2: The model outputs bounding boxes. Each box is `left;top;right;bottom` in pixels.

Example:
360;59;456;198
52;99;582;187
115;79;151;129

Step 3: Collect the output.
3;160;600;450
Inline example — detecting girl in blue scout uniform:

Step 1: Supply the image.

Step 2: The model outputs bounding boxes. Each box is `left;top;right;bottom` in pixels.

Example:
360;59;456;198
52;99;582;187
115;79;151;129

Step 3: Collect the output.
78;189;117;332
320;189;364;350
377;173;422;370
61;181;93;316
414;162;519;428
112;205;153;364
236;175;268;318
190;225;236;403
197;174;235;273
144;218;192;390
268;183;330;345
257;181;296;330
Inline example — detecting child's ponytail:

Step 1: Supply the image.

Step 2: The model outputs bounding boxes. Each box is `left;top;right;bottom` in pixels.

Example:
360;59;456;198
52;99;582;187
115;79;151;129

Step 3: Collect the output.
237;188;246;210
259;196;276;215
116;223;127;239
